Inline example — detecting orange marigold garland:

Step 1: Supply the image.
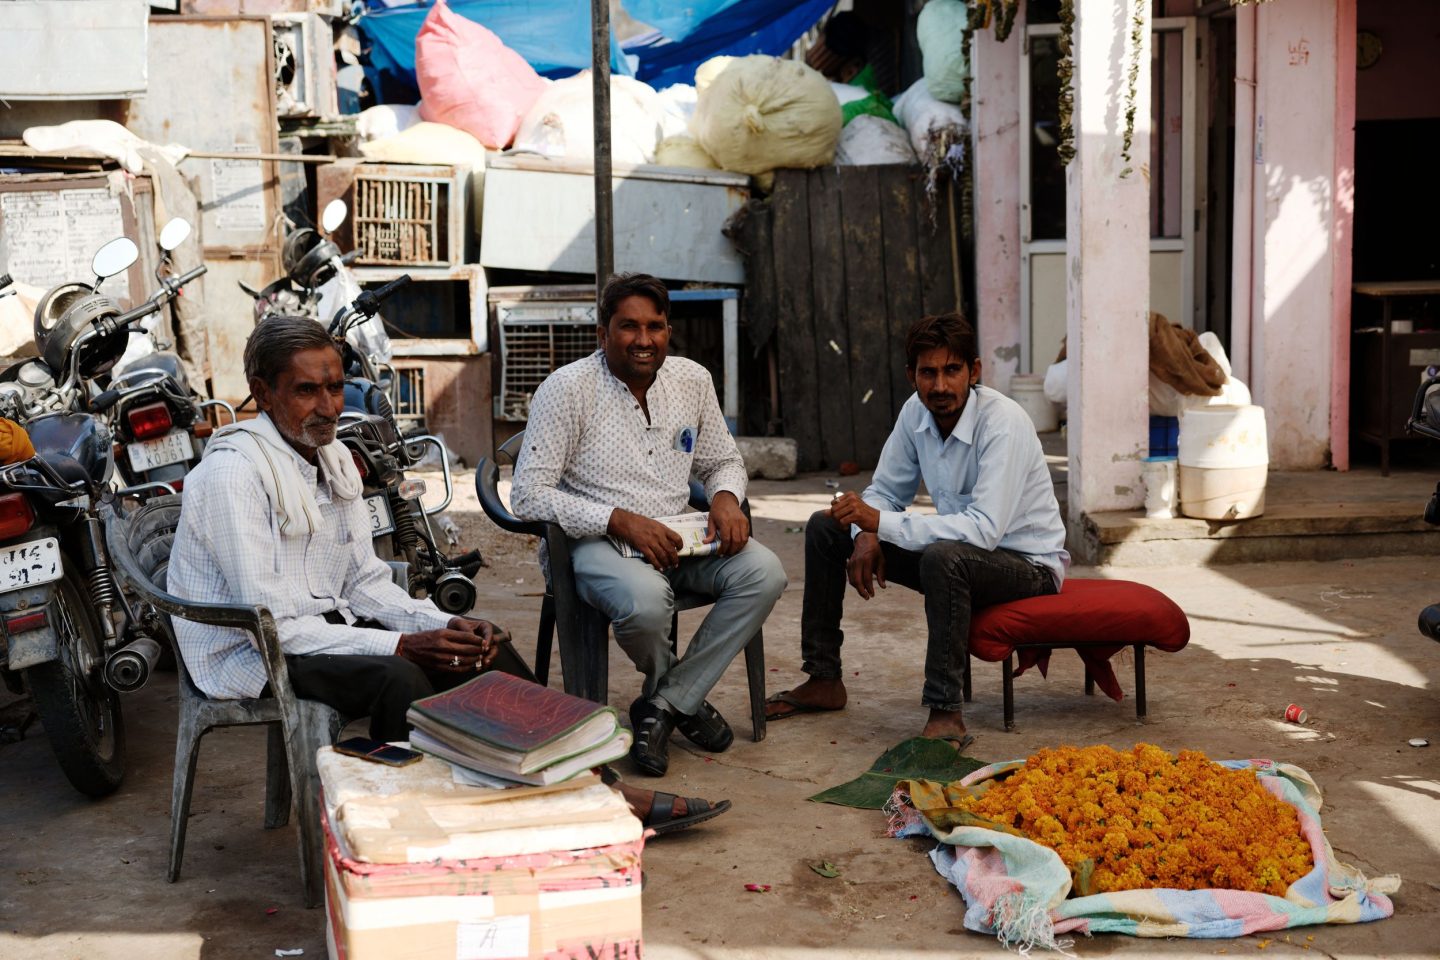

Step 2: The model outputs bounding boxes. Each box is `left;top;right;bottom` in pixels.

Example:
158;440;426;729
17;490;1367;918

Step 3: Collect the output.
952;744;1313;896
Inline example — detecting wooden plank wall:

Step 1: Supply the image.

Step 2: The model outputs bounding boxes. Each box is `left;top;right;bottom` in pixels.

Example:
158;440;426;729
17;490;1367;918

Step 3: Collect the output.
764;165;964;472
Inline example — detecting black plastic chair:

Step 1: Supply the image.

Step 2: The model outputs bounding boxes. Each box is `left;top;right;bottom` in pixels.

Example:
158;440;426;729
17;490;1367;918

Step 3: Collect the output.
104;499;345;908
476;431;767;742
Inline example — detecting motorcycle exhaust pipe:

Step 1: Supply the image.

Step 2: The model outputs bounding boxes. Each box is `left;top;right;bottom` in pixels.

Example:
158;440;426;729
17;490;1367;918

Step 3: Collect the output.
432;569;479;615
104;637;162;693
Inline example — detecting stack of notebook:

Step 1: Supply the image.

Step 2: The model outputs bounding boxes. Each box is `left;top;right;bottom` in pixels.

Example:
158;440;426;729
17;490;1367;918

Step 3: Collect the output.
406;671;631;785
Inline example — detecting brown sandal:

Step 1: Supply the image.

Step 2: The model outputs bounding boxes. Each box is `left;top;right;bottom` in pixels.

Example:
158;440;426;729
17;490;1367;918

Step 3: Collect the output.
764;690;845;721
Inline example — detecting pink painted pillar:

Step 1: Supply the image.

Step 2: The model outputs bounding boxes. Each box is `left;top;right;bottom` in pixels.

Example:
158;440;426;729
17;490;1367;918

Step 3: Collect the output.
1250;0;1343;468
1231;4;1257;384
1066;0;1151;532
1331;0;1356;471
972;5;1025;394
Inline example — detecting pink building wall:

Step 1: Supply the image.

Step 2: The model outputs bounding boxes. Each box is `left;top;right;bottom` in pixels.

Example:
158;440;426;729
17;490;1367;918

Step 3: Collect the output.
972;8;1025;396
1355;0;1440;121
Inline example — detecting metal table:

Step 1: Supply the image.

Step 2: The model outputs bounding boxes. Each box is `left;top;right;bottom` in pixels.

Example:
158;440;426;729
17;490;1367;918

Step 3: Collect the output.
1352;280;1440;474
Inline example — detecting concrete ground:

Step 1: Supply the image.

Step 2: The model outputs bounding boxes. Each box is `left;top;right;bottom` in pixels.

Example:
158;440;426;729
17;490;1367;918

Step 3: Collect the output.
2;470;1438;959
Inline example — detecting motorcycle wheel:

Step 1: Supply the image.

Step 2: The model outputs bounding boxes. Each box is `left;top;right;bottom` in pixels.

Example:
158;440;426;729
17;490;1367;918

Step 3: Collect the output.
125;494;184;670
25;565;125;797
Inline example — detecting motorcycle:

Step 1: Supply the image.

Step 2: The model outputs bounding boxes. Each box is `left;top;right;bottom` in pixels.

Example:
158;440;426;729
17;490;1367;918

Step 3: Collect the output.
239;199;388;377
1405;374;1440;642
242;202;481;614
327;277;481;614
0;237;205;796
94;218;235;493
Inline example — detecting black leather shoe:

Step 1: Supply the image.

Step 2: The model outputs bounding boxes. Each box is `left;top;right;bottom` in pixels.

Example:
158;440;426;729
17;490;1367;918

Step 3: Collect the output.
675;700;734;753
629;697;676;777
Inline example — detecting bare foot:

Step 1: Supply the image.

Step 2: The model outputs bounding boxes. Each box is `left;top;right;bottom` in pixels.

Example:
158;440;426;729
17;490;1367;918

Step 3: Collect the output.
921;708;973;750
614;781;688;820
764;676;847;720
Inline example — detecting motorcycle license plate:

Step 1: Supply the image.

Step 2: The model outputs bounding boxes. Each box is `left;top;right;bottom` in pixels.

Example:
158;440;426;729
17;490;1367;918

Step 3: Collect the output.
365;494;394;536
0;537;62;591
127;430;193;472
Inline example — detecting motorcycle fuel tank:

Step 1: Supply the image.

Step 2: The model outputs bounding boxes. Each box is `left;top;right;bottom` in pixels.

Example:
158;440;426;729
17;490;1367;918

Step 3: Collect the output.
27;412;114;486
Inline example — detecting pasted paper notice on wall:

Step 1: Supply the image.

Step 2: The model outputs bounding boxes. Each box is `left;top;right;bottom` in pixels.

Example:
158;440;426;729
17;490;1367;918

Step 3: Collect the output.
210;144;266;232
456;915;529;960
0;187;130;302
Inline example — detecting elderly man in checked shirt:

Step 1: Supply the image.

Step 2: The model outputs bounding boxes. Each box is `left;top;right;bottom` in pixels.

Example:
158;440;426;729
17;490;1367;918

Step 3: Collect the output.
170;315;731;836
168;315;505;740
512;273;787;777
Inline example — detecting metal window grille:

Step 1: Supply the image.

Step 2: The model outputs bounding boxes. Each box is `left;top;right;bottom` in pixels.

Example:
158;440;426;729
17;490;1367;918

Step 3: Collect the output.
495;301;597;421
393;367;426;425
353;175;448;265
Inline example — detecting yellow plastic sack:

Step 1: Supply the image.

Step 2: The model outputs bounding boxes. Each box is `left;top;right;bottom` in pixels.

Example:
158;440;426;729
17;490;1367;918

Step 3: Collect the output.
358;122;488;169
0;418;35;465
654;135;718;170
691;55;842;177
693;56;735;95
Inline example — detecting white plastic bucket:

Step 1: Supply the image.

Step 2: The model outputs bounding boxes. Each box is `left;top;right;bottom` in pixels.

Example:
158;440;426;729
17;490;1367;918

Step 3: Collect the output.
1010;374;1059;433
1177;404;1268;520
1141;456;1178;519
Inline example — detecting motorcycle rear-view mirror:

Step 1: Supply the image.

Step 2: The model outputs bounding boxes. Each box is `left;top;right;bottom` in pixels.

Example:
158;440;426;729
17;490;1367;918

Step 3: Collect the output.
320;198;348;234
159;218;192;252
91;237;139;282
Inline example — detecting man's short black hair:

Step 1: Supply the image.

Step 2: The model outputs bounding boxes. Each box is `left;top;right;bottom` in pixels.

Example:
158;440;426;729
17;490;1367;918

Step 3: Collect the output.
905;312;979;368
244;314;340;387
599;273;670;326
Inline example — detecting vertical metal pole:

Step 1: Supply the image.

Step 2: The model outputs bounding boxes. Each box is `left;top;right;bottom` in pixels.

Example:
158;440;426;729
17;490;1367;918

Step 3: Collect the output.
591;0;614;314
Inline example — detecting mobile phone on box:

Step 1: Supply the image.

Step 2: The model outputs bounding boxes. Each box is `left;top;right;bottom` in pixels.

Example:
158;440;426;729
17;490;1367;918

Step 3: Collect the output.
334;737;424;767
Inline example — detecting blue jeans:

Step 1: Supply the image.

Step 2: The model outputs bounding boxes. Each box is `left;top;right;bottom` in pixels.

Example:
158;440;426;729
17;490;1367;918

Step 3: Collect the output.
570;537;787;716
800;511;1056;712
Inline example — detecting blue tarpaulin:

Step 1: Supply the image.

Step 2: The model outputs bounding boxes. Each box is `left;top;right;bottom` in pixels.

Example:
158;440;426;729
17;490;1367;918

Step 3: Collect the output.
624;0;835;92
357;0;833;104
358;1;632;105
621;1;745;43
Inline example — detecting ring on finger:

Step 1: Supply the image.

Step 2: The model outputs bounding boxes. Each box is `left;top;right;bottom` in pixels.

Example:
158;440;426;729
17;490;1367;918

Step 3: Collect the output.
450;655;460;668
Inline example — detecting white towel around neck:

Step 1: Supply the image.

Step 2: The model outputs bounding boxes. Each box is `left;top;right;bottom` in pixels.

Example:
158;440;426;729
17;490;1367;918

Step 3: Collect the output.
205;413;362;537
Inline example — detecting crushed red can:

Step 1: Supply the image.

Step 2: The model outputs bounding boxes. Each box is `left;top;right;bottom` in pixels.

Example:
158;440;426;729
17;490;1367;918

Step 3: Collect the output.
1284;703;1308;724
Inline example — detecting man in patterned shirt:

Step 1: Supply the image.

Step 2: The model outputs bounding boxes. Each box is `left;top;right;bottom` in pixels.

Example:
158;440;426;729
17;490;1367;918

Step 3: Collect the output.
512;273;787;777
171;315;732;836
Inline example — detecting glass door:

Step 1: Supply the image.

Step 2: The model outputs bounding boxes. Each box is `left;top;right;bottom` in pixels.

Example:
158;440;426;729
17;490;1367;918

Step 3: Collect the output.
1019;16;1199;373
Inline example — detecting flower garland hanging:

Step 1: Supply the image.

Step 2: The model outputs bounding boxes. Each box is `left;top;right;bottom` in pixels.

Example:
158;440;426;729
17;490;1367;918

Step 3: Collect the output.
1119;0;1148;177
960;9;977;239
992;0;1020;43
1056;0;1076;165
947;744;1314;895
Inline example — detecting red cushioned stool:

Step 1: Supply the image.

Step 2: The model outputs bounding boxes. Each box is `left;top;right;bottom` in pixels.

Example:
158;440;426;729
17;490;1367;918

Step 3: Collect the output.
963;578;1190;730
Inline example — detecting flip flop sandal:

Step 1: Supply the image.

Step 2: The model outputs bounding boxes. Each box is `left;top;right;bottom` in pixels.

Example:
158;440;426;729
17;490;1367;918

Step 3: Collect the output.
935;733;977;753
763;689;845;721
644;792;732;837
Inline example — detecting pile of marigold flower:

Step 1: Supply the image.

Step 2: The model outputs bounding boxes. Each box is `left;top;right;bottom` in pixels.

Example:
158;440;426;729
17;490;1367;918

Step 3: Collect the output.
954;744;1313;896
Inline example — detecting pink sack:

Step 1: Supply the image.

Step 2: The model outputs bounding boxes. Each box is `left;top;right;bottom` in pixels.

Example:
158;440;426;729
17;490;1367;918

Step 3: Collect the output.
415;3;548;149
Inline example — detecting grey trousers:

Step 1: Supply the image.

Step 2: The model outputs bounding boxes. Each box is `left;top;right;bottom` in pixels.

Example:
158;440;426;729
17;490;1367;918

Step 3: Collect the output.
570;537;787;716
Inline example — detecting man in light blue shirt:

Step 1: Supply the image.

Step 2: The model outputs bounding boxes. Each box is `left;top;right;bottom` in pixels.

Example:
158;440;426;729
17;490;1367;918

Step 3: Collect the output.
765;313;1069;748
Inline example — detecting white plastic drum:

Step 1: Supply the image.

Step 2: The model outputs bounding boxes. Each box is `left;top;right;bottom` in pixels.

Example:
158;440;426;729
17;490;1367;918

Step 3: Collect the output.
1010;374;1059;433
1177;405;1268;520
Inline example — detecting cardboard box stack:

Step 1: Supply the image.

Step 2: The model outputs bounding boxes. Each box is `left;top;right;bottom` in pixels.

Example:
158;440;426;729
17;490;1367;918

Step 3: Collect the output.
320;749;643;959
319;733;644;958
